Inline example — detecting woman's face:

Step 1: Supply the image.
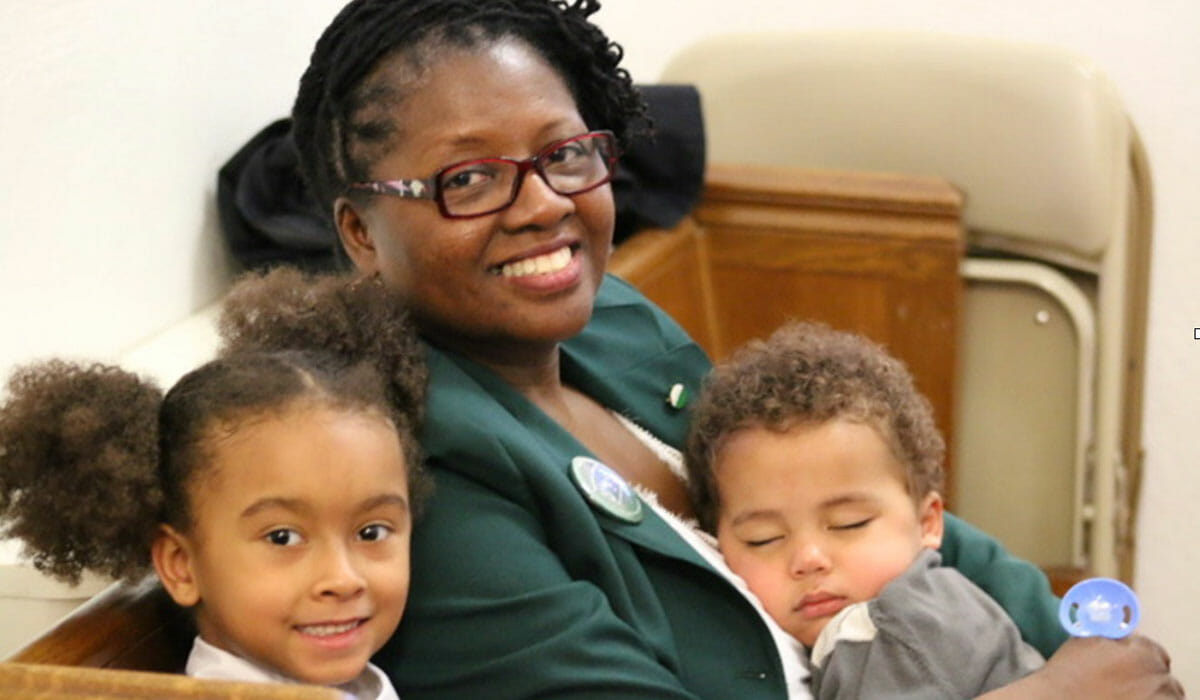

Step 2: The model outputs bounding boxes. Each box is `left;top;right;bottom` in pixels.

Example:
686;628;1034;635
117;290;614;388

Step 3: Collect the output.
336;40;615;358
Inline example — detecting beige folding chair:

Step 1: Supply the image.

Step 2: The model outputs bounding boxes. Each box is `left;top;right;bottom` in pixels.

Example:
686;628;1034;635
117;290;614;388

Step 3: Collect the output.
661;30;1152;580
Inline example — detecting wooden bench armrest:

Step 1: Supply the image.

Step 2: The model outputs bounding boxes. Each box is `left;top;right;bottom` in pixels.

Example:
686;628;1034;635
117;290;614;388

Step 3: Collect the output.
0;662;340;699
7;577;190;671
701;162;963;218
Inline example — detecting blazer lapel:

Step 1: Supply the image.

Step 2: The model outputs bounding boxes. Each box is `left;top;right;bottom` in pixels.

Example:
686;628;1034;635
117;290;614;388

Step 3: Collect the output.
560;282;710;449
436;346;716;572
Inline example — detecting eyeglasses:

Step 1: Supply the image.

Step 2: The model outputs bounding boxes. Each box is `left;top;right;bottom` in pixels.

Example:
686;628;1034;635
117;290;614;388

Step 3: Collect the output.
347;130;618;219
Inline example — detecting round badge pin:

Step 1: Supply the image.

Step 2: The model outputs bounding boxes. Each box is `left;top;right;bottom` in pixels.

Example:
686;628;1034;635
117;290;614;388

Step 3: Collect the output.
1058;577;1140;639
570;456;643;523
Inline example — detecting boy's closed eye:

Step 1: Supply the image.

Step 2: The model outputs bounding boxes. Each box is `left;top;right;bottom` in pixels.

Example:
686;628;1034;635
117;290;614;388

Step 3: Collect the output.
745;535;784;547
828;517;874;531
739;516;874;546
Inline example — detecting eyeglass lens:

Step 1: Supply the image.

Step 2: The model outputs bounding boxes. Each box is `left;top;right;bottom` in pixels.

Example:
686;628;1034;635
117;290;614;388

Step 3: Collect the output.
437;133;614;216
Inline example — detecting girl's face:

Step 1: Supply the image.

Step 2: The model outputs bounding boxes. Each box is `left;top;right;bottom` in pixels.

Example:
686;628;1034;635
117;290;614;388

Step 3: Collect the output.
335;39;615;362
714;419;943;647
153;404;412;686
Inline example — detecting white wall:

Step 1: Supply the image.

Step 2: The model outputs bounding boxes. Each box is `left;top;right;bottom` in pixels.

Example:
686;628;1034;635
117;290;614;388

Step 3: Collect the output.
0;1;346;379
0;0;1196;689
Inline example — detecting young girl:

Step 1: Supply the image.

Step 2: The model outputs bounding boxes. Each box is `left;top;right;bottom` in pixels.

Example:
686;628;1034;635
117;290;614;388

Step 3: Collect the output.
0;270;426;700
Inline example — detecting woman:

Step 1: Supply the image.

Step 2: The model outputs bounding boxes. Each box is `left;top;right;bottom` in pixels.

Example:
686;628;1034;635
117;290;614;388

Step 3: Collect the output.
276;0;1180;697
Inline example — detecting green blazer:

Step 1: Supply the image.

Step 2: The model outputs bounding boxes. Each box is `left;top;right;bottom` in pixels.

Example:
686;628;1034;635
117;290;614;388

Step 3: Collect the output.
376;275;1065;700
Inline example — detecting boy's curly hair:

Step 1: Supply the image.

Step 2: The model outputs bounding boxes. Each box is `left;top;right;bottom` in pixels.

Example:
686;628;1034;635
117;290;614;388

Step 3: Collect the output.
0;268;430;585
291;0;648;216
684;321;945;533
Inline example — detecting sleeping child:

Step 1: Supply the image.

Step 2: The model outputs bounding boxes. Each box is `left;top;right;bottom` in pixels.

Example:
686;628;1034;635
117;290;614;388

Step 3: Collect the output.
685;321;1045;698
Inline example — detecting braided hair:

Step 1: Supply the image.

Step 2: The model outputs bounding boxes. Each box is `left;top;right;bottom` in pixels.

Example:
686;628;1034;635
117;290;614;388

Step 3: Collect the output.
291;0;647;216
0;271;428;585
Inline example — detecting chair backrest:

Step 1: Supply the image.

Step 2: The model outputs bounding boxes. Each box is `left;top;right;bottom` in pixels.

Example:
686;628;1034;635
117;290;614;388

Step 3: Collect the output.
664;31;1133;268
662;30;1151;579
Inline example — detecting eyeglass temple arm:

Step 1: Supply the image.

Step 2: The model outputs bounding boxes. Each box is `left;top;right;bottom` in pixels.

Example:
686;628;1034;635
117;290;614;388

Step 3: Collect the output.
349;178;437;200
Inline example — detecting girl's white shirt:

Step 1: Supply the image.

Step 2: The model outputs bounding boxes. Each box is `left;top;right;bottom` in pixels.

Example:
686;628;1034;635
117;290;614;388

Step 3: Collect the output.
612;412;814;700
185;636;399;700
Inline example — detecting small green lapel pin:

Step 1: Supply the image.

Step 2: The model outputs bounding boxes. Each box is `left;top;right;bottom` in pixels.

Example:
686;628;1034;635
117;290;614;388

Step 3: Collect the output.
666;382;689;410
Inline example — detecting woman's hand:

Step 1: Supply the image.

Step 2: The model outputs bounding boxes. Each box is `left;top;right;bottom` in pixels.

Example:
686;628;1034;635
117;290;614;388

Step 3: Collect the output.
980;635;1183;699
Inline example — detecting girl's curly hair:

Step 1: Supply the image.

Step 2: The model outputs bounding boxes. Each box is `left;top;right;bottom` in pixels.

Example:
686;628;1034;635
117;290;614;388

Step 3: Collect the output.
219;267;426;428
0;268;429;585
216;267;431;511
291;0;648;216
684;321;945;533
0;361;163;584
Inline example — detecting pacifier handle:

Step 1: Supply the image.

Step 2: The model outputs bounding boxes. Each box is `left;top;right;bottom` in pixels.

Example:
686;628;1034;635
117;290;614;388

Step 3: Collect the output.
1058;577;1140;639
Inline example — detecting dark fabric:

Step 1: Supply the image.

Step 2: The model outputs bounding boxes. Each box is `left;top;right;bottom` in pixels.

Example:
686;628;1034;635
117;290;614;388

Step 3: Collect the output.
216;118;342;272
215;85;706;271
611;84;706;244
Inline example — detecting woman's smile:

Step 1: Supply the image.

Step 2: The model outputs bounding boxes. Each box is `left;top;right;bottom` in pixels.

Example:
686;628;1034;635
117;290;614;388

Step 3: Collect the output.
491;243;575;278
490;243;583;295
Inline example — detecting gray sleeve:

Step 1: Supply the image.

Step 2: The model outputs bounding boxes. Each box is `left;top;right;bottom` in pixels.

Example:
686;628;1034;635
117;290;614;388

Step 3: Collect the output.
812;549;1044;700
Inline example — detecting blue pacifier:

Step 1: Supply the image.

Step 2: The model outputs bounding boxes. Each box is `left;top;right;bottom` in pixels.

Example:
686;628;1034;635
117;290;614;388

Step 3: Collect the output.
1058;577;1140;639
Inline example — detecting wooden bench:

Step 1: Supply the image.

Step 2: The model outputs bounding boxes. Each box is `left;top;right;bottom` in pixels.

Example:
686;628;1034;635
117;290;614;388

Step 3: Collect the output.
2;578;338;697
5;162;965;691
0;661;341;699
